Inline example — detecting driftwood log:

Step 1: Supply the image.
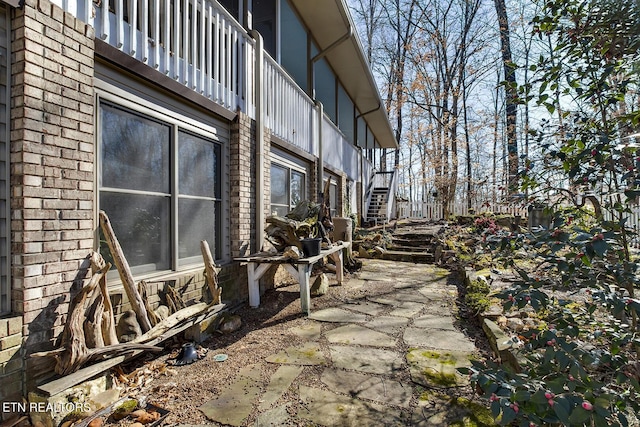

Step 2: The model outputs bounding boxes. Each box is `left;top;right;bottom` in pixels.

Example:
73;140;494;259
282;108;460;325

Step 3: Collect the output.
83;288;105;349
201;240;222;304
99;211;152;332
34;212;229;375
33;214;227;375
42;253;166;375
133;302;209;344
97;259;119;346
164;283;185;314
265;216;311;251
138;281;160;326
55;253;110;375
265;180;335;251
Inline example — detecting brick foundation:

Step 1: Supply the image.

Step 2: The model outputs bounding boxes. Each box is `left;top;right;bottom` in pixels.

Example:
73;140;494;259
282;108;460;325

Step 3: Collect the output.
0;316;24;421
7;0;95;405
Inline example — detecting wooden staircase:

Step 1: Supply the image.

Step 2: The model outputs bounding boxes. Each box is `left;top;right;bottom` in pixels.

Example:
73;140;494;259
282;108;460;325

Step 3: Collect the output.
381;221;444;264
365;170;396;224
366;187;390;224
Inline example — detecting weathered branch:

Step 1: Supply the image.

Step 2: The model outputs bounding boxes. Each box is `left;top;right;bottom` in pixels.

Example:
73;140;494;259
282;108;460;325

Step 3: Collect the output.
99;210;152;332
138;280;160;327
201;240;222;304
133;303;209;344
55;256;111;375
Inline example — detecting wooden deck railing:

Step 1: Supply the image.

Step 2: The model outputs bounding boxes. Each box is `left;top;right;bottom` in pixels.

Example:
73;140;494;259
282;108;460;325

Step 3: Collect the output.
53;0;364;179
398;200;528;220
264;55;315;154
87;0;254;113
322;118;360;180
54;0;313;151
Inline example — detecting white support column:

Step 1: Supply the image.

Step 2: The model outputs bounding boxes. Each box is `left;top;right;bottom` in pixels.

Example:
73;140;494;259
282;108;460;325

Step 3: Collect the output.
298;264;312;315
247;262;271;308
329;249;344;285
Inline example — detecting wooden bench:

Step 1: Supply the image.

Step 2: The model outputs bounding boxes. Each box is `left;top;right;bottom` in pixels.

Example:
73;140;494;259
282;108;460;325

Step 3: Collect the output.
236;241;351;315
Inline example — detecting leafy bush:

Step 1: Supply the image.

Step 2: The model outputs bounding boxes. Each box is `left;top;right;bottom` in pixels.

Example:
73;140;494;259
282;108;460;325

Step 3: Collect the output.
465;278;493;315
473;217;499;235
463;0;640;424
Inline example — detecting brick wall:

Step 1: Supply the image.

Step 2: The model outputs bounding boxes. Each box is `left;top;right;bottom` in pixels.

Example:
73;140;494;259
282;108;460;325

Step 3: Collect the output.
229;112;255;259
0;316;23;421
337;173;346;217
227;112;274;301
10;0;95;390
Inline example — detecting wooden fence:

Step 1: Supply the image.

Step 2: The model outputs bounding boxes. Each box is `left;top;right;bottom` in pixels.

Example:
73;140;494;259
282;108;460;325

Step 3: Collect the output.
397;199;640;248
397;200;527;220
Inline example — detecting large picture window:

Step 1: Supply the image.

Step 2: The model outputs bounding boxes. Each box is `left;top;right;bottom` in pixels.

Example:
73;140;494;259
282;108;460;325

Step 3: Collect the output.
271;163;305;217
99;102;222;275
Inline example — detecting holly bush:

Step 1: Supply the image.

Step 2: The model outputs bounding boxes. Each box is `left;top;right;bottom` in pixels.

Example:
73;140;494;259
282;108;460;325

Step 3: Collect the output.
462;0;640;425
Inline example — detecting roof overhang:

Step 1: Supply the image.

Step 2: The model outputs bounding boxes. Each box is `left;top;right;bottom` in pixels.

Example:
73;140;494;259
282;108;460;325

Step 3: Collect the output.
289;0;398;149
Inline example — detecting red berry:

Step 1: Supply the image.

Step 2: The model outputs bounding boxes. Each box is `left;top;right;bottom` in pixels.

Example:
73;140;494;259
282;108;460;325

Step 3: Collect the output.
582;401;593;411
548;399;554;406
544;392;554;399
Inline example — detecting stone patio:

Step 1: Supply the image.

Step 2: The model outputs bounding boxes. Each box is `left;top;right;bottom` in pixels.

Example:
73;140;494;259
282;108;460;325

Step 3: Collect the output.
193;258;493;426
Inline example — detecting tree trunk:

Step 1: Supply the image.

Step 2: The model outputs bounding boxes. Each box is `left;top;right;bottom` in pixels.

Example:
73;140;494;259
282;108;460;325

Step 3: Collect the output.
494;0;519;194
493;68;501;203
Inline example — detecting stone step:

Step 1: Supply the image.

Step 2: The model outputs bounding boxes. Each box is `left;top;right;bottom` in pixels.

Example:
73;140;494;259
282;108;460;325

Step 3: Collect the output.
388;244;434;253
392;232;439;240
381;250;434;263
391;237;438;248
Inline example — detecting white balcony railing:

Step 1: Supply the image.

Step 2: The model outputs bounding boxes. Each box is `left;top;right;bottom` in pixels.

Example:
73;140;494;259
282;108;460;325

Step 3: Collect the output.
323;118;360;181
55;0;364;173
264;55;315;154
73;0;256;115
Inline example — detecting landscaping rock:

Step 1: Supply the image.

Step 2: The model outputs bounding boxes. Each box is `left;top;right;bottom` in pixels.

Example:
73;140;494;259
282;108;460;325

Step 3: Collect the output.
310;273;329;296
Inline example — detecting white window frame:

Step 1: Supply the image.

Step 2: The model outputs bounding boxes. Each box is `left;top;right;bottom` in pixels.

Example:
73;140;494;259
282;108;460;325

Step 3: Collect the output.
95;81;230;282
323;175;338;218
270;155;307;216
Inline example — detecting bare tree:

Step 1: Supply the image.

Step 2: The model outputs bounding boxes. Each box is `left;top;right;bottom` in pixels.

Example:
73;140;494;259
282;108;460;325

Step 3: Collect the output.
494;0;519;193
403;0;483;218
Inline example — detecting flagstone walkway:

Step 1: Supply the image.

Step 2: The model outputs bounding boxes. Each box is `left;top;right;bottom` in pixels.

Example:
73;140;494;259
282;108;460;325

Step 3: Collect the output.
186;259;493;426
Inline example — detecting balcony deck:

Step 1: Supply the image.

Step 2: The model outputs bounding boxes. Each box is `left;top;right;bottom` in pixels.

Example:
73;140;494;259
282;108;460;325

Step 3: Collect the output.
53;0;366;182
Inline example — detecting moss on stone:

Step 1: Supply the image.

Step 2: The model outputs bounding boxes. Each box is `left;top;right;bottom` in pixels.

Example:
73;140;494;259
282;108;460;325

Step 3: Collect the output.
465;278;492;314
417;392;496;426
421;368;459;387
111;399;138;420
449;396;495;426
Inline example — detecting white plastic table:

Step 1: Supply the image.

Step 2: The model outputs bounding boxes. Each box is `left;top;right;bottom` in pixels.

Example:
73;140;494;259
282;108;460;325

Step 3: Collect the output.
235;241;351;315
